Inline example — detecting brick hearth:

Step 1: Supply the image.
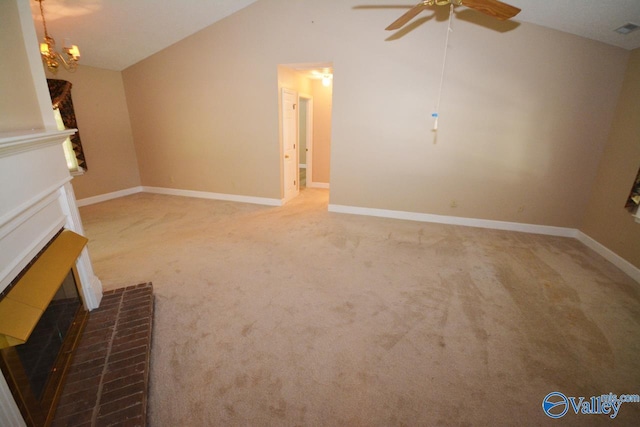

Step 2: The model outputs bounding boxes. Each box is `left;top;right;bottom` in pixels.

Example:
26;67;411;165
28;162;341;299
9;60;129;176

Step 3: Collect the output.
52;283;154;427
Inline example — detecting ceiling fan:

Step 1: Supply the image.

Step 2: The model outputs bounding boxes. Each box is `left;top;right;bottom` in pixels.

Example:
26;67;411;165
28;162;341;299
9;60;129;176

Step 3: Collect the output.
385;0;521;30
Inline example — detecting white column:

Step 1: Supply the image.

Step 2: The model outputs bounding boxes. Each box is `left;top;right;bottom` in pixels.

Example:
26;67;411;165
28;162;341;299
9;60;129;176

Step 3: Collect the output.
59;182;103;310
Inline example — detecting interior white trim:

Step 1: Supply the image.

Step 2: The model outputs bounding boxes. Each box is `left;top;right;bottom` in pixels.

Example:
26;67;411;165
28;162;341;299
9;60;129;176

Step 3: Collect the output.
0;215;66;294
0;373;24;427
75;189;639;282
0;129;75;159
576;232;640;283
76;186;144;207
0;176;72;293
76;186;284;207
328;204;579;237
298;94;316;191
0;177;71;234
1;190;59;242
59;182;103;309
329;204;640;283
143;186;283;207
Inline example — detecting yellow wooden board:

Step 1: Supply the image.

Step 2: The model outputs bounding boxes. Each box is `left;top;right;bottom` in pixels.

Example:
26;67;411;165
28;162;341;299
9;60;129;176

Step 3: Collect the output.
0;230;87;349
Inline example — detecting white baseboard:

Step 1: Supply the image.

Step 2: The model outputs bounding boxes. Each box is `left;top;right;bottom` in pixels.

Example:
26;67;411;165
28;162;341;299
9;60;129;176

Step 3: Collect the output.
76;186;143;207
76;190;639;283
77;186;282;207
143;186;283;207
328;204;639;283
328;204;579;237
76;187;143;207
576;232;640;283
308;182;330;189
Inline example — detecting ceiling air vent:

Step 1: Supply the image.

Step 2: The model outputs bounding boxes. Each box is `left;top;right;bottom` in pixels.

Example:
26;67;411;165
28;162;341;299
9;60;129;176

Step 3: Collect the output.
614;23;640;35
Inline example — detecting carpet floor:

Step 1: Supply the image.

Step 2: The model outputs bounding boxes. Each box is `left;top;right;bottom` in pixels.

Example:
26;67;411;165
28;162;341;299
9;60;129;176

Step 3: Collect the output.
78;188;640;426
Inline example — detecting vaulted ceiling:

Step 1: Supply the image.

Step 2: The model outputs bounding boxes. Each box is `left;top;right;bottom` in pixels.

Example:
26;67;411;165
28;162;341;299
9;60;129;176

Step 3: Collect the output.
30;0;640;71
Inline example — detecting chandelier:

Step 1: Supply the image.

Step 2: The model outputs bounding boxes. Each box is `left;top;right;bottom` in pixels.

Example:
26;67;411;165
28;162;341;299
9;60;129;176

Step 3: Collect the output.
35;0;80;73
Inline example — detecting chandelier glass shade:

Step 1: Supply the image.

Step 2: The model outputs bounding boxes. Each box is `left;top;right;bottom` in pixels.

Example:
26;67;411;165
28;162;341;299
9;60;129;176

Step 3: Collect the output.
35;0;80;73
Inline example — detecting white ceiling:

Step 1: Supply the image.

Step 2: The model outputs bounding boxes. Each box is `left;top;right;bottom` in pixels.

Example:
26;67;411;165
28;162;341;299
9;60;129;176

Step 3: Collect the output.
29;0;260;71
510;0;640;51
30;0;640;72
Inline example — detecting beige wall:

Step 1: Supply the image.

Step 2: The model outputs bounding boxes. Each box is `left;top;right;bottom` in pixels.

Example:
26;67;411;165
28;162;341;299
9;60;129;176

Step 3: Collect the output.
122;0;628;227
123;20;282;199
328;11;627;228
0;0;44;132
0;0;68;220
45;66;141;200
278;66;312;95
581;48;640;268
311;79;332;184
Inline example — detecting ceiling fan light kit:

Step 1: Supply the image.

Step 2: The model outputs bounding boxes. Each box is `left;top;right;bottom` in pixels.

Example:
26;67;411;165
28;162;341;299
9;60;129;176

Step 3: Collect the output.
385;0;521;31
385;0;521;140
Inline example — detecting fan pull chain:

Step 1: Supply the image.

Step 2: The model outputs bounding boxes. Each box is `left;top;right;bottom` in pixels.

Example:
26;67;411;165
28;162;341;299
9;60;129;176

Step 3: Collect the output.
433;3;454;133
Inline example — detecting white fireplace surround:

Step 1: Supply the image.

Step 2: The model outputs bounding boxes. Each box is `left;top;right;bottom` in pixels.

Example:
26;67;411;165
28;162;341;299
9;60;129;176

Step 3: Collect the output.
0;130;103;426
1;0;103;423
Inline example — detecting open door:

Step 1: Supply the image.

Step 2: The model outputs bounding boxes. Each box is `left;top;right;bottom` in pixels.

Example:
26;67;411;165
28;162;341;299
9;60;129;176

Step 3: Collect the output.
281;88;299;203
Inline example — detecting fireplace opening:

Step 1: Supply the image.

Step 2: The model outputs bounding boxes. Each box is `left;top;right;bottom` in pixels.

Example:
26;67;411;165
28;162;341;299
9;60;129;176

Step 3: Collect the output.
0;229;89;427
16;270;82;399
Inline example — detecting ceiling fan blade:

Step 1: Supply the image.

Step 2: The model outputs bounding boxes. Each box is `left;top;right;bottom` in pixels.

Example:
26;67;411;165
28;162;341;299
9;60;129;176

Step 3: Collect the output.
385;2;429;31
460;0;521;21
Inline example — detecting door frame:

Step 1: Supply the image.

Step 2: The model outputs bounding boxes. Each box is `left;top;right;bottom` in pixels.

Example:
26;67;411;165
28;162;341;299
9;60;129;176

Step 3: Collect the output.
298;94;313;190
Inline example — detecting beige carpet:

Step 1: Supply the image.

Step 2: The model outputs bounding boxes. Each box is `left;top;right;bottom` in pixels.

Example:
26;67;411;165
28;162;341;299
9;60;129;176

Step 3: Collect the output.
79;189;640;426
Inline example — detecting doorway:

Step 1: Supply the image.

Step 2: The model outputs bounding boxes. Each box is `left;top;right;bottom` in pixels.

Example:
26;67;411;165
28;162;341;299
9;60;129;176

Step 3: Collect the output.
278;63;333;203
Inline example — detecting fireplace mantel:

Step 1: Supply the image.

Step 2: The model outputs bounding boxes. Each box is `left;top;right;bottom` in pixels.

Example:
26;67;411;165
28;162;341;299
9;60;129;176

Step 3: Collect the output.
0;126;102;307
0;130;103;426
0;129;75;159
0;130;96;292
